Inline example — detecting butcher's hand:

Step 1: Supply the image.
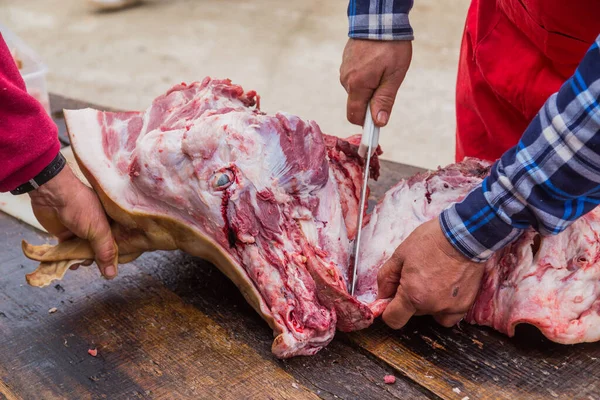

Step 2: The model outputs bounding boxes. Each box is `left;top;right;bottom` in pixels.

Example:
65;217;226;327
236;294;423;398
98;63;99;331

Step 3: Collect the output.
28;165;118;279
377;219;485;329
340;39;412;127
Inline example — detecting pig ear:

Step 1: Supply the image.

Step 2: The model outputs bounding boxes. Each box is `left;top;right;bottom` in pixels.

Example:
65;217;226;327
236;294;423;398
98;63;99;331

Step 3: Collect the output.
21;239;94;287
21;225;149;287
22;239;95;262
25;259;88;288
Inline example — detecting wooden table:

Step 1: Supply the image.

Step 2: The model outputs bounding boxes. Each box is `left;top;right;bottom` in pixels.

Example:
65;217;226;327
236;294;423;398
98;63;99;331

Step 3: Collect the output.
1;95;599;400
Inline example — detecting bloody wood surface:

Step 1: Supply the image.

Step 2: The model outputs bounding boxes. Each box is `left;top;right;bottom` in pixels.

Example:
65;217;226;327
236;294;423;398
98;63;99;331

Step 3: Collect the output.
0;94;599;400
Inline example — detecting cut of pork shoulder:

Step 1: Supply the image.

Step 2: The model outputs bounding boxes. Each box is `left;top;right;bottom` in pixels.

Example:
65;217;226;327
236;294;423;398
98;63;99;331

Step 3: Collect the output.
359;159;600;344
22;78;384;358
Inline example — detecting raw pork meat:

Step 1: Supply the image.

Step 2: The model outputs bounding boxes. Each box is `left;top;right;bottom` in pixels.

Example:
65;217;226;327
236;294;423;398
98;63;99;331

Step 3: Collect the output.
22;78;386;358
22;78;600;358
358;160;600;344
354;160;490;304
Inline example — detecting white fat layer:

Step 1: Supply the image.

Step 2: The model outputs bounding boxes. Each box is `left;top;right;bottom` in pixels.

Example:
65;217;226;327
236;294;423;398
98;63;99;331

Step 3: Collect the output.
298;219;318;244
66;109;134;206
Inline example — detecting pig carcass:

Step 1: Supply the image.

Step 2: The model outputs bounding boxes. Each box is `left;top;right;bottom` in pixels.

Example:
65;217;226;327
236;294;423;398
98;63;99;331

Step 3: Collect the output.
22;78;600;358
22;78;387;358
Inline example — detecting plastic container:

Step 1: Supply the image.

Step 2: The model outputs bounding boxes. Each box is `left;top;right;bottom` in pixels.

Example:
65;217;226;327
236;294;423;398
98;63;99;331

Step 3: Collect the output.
0;23;50;114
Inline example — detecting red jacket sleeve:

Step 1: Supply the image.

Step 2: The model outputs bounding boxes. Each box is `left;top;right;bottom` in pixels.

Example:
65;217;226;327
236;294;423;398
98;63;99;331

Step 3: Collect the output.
0;33;60;192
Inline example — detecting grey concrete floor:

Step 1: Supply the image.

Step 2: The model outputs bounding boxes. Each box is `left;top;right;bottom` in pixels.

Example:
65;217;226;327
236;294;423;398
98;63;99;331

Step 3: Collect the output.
1;0;470;169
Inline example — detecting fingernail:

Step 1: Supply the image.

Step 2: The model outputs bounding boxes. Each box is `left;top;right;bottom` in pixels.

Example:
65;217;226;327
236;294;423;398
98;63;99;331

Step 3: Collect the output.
104;265;116;278
377;111;389;125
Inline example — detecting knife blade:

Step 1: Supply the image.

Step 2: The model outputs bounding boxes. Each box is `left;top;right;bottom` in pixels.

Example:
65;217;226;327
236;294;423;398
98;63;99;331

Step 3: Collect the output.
350;104;380;296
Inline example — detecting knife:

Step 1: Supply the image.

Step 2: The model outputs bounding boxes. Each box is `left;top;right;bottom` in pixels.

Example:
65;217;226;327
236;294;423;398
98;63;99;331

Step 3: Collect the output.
350;104;380;296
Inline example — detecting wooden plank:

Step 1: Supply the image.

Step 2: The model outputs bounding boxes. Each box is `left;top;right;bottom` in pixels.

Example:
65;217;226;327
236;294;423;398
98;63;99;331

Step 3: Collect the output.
0;212;431;399
133;250;432;400
349;320;600;400
0;374;21;400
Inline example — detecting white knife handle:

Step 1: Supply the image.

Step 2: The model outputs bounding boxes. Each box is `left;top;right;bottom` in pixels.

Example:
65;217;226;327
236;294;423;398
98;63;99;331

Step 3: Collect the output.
358;105;380;158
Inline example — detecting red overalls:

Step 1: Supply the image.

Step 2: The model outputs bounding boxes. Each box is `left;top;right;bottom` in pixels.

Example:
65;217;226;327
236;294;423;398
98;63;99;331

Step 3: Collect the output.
455;0;600;162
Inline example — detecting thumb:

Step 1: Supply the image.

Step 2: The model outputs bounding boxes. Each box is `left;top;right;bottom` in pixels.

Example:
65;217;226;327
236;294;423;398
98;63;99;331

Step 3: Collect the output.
382;284;416;329
433;313;465;328
370;73;405;127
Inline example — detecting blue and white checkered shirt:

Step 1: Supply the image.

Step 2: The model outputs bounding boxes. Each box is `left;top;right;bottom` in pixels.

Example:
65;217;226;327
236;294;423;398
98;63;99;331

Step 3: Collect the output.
440;35;600;262
347;0;414;40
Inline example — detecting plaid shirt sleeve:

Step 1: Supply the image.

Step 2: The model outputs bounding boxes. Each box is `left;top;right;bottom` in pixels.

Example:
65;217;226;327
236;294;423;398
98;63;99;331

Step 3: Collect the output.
348;0;414;40
440;35;600;262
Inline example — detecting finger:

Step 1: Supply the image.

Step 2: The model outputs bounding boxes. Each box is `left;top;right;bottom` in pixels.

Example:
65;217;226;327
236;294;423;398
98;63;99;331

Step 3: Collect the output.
87;218;118;279
382;285;416;329
377;247;405;299
92;236;117;279
433;313;465;328
370;72;404;127
69;258;93;270
347;86;374;126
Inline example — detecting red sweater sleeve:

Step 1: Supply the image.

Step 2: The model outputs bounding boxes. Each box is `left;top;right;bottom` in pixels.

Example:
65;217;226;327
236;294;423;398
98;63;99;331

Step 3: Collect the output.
0;33;60;192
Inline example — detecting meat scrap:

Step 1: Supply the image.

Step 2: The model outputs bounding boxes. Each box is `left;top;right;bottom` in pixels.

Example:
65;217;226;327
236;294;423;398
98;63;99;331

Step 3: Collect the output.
20;77;600;358
384;375;396;384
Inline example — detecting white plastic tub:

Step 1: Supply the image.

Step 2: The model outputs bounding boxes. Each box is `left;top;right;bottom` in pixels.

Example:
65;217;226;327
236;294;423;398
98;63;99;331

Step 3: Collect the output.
0;23;50;114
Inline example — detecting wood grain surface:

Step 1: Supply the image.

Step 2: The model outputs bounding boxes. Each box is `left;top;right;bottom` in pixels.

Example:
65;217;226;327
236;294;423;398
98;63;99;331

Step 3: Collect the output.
0;212;427;400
